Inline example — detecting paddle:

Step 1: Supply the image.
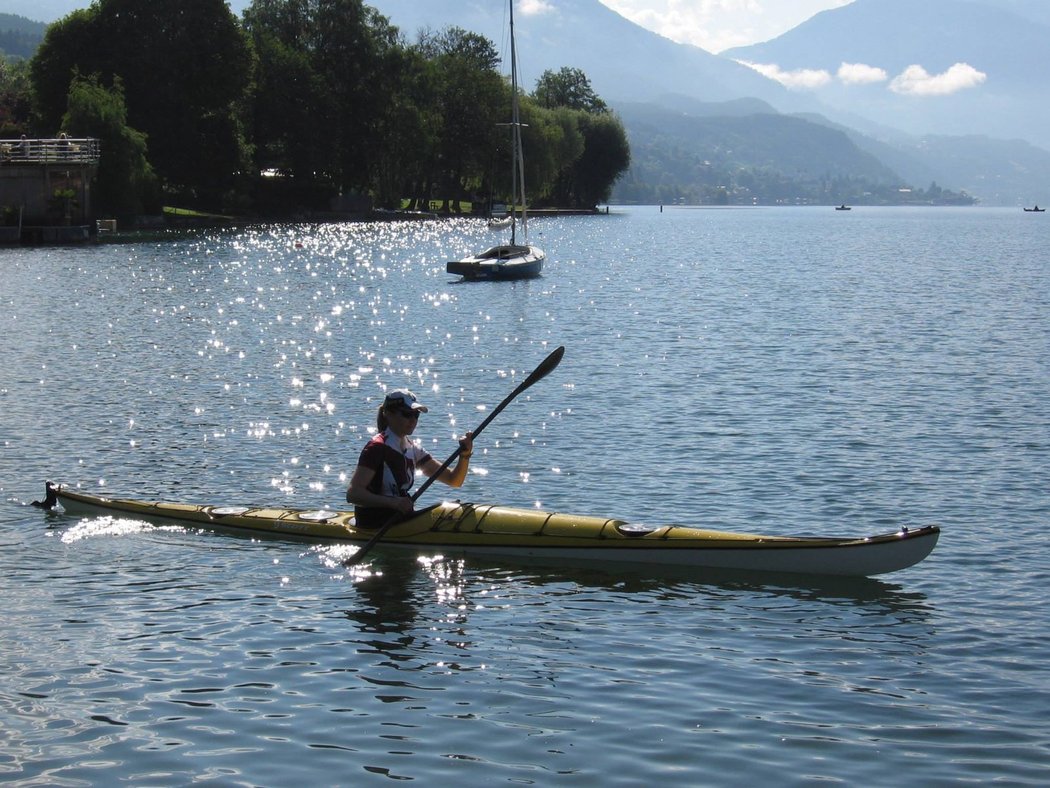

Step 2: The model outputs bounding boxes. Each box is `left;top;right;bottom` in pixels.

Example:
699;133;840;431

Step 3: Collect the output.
348;345;566;565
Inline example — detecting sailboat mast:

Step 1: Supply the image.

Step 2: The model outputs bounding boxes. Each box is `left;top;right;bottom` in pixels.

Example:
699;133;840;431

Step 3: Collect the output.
509;0;528;245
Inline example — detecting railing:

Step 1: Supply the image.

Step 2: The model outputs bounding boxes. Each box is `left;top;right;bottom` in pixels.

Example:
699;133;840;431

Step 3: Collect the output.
0;137;101;164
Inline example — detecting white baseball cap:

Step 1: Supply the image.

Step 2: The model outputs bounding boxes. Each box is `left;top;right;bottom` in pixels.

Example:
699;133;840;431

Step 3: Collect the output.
384;389;429;413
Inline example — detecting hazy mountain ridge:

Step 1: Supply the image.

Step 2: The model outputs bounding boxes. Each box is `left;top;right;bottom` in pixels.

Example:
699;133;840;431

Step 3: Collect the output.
366;0;803;110
958;0;1050;29
724;0;1050;150
0;13;47;34
0;13;46;59
727;0;1047;80
900;135;1050;205
614;101;922;206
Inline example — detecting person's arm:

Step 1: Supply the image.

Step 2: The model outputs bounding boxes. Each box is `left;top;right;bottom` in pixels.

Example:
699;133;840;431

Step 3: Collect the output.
421;432;474;488
346;464;413;513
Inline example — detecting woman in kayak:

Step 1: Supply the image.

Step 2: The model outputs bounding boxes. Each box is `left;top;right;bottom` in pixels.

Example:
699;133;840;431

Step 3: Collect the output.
346;389;474;528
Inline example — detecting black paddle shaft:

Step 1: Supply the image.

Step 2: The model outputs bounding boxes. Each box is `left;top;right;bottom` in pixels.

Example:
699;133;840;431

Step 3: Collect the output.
349;345;565;564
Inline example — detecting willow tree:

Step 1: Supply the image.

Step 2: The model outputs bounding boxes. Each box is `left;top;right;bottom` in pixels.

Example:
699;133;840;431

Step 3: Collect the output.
63;73;157;223
0;58;33;136
533;68;630;208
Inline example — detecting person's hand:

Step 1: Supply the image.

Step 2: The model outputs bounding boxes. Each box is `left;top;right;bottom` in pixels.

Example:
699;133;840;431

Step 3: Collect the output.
459;431;474;458
392;495;414;514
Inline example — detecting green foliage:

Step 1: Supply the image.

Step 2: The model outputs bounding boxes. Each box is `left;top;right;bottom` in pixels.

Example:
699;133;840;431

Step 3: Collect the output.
242;1;328;183
423;26;506;212
28;9;95;132
531;71;630;208
417;25;501;71
534;67;607;114
311;0;400;194
371;45;439;210
244;0;409;207
32;0;253;211
62;73;159;222
0;57;31;135
517;102;579;204
22;0;629;216
47;186;78;222
568;112;631;206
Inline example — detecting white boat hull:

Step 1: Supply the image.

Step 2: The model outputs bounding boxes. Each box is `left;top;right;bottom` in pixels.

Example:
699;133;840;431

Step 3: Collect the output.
447;244;544;280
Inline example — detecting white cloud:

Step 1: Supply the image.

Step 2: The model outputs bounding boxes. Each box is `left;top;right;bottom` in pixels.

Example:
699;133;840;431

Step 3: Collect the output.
738;58;988;97
601;1;764;52
889;63;987;96
520;0;555;15
837;62;887;85
736;60;832;90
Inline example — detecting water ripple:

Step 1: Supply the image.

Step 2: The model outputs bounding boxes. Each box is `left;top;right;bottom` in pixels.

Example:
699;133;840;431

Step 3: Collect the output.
2;208;1048;784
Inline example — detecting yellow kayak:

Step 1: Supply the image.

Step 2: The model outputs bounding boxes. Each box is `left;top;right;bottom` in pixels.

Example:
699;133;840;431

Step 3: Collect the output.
38;483;939;577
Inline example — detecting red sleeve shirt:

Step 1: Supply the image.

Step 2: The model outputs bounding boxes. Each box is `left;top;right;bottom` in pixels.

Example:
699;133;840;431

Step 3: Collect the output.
357;428;433;498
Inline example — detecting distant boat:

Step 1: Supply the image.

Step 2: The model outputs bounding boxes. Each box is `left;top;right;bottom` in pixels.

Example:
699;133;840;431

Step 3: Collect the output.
1023;205;1045;212
447;0;544;282
835;204;852;211
487;215;513;230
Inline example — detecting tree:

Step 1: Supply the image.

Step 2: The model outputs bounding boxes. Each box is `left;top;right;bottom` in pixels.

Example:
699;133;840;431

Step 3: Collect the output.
531;68;629;208
418;27;506;212
575;112;631;205
96;0;254;209
0;57;32;136
517;102;583;206
31;0;254;211
369;44;440;209
311;0;401;195
534;67;607;114
63;73;157;223
242;0;334;212
28;9;95;131
244;0;404;204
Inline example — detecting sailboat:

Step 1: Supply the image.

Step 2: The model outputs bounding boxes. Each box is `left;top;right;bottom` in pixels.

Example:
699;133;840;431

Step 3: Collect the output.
447;0;545;281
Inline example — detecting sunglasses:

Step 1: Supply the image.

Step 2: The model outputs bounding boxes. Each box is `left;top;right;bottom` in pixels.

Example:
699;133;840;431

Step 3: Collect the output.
395;407;421;420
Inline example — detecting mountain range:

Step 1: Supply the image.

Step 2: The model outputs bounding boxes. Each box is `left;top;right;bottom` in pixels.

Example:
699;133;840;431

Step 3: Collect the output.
724;0;1050;150
357;0;818;115
364;0;1050;204
5;0;1048;204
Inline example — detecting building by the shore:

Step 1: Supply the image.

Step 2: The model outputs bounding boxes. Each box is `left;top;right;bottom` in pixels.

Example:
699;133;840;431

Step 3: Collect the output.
1;136;100;244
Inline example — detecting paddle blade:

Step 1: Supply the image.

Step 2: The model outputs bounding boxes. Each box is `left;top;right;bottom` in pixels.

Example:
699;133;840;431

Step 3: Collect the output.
470;345;565;438
524;345;564;388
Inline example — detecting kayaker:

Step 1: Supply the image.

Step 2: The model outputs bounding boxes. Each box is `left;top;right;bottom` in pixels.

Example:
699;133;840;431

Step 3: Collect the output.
346;389;474;529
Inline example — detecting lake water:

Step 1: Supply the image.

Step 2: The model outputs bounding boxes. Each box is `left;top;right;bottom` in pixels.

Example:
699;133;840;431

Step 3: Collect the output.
1;206;1047;785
